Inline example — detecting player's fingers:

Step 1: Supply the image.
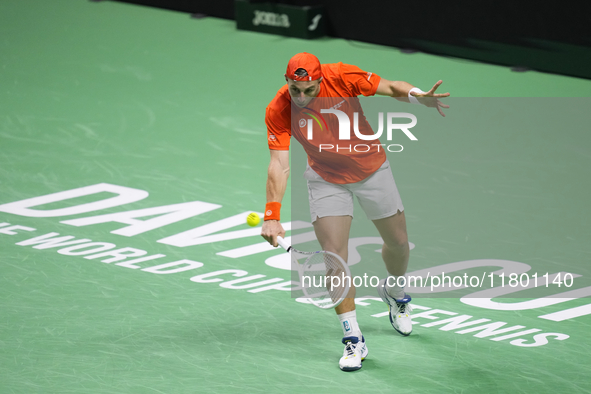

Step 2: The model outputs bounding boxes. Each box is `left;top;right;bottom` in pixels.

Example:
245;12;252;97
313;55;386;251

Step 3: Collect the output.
428;80;443;94
437;100;450;108
276;229;287;247
261;230;275;245
437;106;446;117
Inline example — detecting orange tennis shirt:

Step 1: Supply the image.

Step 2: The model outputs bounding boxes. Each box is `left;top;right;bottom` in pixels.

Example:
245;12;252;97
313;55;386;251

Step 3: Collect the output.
266;62;386;184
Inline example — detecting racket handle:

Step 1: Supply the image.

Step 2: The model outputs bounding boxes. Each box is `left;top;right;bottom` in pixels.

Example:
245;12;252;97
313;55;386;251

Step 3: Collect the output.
276;236;291;252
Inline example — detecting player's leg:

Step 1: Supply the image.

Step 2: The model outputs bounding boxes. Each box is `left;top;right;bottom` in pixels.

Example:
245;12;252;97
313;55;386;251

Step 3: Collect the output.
306;165;357;317
306;165;367;371
351;160;413;335
372;210;413;335
373;209;409;282
312;215;356;317
313;215;367;371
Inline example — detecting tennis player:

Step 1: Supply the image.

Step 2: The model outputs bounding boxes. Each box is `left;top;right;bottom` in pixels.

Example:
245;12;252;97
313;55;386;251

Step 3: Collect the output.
261;52;449;371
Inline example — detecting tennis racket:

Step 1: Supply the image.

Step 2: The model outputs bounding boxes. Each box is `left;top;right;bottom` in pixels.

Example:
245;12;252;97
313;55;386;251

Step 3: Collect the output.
277;236;351;309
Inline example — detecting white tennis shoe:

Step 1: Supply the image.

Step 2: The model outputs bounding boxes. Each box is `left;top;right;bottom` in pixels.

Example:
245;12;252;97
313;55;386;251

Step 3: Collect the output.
339;336;368;372
377;278;413;336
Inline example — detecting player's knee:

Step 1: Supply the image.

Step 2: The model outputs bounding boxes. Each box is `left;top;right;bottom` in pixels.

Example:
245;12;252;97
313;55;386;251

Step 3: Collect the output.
321;242;348;261
383;234;409;253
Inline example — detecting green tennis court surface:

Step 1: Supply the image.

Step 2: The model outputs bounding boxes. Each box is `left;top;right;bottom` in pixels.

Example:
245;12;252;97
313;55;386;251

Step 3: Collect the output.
1;1;591;392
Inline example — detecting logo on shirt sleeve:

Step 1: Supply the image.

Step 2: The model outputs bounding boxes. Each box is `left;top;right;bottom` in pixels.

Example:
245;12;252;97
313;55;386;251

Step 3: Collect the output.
366;72;372;81
268;134;277;142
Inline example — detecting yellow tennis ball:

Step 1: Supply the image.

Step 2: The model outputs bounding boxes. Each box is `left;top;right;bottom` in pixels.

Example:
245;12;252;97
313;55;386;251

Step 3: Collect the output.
246;212;260;227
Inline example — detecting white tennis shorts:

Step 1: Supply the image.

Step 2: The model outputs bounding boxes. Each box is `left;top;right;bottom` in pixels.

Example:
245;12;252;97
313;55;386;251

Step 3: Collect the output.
304;160;404;223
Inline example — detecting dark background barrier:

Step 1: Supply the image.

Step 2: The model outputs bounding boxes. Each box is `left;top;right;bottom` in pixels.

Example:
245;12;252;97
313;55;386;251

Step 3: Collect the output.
114;0;591;80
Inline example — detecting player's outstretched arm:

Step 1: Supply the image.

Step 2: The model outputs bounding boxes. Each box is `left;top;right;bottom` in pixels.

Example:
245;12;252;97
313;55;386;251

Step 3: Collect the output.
261;149;289;247
375;79;415;97
376;78;450;117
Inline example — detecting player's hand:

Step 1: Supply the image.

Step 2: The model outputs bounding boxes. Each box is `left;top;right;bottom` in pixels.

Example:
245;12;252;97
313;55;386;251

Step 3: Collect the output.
411;80;450;117
261;219;286;247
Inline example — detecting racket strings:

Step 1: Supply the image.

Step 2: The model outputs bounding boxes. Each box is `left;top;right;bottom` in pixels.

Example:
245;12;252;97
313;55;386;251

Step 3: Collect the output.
301;252;350;303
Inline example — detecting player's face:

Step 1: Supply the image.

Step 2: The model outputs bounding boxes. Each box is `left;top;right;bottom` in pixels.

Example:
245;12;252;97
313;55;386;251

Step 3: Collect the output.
287;78;322;108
